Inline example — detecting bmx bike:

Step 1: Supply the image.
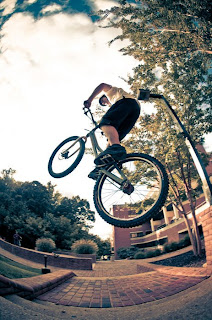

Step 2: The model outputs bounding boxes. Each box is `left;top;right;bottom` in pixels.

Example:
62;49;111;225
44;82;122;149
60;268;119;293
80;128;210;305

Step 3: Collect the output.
48;107;169;228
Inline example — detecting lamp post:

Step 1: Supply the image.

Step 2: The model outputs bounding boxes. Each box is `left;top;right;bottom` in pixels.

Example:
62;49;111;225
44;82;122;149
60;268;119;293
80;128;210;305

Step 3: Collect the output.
138;89;212;206
42;255;51;274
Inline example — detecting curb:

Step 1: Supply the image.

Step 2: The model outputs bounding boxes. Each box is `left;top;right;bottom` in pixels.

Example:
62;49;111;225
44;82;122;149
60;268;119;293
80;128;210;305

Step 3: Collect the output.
0;270;76;299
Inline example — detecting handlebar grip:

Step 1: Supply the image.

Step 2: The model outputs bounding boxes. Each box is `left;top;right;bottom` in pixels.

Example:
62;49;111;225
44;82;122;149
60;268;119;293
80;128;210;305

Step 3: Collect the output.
149;93;163;99
138;89;163;101
83;106;90;113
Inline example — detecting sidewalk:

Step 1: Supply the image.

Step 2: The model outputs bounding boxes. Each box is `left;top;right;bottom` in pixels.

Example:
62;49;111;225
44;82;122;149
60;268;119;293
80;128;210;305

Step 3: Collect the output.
0;246;209;309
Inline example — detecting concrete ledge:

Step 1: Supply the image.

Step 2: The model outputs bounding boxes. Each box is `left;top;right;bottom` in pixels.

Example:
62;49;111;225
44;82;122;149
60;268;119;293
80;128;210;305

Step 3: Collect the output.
56;251;97;263
0;275;33;296
0;239;92;270
0;270;75;299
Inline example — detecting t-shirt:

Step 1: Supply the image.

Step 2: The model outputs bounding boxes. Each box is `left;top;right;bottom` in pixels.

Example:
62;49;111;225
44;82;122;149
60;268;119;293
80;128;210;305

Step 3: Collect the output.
105;86;135;105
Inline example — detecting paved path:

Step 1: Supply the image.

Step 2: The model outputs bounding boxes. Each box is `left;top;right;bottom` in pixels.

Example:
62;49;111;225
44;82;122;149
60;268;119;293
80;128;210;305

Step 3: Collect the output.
37;269;207;308
36;259;207;308
0;246;209;309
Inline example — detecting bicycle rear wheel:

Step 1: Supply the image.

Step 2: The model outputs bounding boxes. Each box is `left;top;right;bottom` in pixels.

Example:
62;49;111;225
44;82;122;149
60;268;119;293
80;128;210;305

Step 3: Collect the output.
93;153;169;228
48;136;85;178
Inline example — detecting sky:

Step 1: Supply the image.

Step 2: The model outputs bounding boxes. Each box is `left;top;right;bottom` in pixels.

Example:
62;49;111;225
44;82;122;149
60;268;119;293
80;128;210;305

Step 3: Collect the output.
0;0;211;240
0;0;140;240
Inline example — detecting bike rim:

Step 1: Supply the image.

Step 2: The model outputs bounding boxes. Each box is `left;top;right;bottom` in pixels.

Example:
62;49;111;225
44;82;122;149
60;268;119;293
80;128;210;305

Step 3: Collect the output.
96;155;164;222
50;138;83;176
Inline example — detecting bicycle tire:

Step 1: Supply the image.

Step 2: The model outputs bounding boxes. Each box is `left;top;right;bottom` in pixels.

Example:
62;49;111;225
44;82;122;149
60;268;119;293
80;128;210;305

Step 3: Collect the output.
93;153;169;228
48;136;85;178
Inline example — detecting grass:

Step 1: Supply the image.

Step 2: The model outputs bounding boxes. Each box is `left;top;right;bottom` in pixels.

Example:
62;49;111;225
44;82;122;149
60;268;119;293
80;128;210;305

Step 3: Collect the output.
0;254;41;279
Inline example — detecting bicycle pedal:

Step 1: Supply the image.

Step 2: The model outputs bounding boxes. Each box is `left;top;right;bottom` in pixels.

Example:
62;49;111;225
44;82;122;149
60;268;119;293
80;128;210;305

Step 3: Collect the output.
101;154;115;164
96;155;115;167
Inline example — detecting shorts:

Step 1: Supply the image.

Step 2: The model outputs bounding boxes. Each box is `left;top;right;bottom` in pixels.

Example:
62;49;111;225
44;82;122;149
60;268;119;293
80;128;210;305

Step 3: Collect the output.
99;98;140;141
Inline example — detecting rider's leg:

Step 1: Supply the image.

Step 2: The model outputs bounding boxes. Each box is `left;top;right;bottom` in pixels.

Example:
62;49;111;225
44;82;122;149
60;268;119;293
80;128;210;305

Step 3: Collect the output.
88;126;124;179
101;125;120;146
89;99;140;176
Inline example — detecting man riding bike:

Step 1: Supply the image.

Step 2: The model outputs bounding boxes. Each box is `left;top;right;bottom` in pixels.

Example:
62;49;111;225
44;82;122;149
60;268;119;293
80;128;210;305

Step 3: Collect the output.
84;83;140;180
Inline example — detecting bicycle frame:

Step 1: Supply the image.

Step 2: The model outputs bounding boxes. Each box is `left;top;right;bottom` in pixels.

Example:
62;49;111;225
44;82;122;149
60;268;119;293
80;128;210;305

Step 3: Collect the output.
61;109;103;159
59;107;128;186
85;127;103;158
83;108;129;186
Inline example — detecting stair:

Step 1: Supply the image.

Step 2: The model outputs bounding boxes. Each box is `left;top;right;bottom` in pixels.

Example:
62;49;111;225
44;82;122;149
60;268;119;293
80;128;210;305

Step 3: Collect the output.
1;295;72;320
0;270;75;299
1;294;110;320
1;276;212;320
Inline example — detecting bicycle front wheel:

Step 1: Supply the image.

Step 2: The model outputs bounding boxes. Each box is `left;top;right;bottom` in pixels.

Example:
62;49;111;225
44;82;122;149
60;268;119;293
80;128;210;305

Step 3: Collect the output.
48;136;85;178
93;153;169;228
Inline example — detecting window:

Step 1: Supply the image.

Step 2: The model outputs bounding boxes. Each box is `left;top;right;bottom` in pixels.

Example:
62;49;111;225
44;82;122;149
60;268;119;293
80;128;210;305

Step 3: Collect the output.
130;232;144;238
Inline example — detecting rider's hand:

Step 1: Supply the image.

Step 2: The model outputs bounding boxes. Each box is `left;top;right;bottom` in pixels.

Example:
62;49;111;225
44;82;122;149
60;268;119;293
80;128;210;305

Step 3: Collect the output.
83;100;91;109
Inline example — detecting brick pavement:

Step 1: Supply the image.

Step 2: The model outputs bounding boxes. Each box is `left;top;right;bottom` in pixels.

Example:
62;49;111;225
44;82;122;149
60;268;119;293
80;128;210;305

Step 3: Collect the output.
0;246;209;309
37;260;208;308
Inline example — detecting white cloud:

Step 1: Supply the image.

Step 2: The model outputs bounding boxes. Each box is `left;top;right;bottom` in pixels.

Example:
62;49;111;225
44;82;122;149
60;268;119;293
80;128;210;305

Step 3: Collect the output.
1;6;210;239
25;0;37;4
0;9;137;239
41;4;62;14
1;11;137;112
0;0;16;15
94;0;118;10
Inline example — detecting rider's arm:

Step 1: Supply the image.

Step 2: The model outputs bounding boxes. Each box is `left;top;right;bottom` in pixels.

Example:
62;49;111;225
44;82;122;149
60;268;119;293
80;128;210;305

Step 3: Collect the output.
84;83;112;108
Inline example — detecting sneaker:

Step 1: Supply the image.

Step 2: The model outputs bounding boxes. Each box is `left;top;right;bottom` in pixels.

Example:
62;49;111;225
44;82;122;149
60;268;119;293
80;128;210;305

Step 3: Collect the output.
88;167;101;180
94;144;126;165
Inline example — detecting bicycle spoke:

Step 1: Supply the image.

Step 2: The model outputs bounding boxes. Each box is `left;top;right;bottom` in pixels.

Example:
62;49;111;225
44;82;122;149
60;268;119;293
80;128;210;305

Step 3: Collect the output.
48;136;85;178
95;155;164;222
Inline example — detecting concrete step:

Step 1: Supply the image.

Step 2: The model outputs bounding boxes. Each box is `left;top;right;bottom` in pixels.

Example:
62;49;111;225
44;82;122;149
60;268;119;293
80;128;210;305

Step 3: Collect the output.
0;295;60;320
1;277;212;320
3;294;84;320
2;294;111;320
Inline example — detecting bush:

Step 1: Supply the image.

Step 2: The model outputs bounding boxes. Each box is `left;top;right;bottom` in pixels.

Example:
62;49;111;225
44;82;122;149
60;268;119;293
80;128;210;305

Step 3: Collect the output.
178;235;191;248
145;249;162;258
163;241;179;253
163;235;192;254
134;251;146;259
117;246;139;259
117;247;129;259
153;249;162;256
134;248;161;259
145;251;155;258
36;238;56;253
71;239;98;254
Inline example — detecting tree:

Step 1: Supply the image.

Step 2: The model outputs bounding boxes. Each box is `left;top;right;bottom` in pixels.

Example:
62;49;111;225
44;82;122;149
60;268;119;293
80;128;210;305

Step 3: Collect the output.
0;170;96;249
1;168;16;181
99;1;211;59
15;181;52;218
44;213;81;249
54;195;95;226
98;1;211;112
88;235;112;258
124;106;208;255
97;0;211;256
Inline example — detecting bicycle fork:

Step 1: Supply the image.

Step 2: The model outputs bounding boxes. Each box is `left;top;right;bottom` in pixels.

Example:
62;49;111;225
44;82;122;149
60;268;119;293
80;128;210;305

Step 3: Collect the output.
98;157;134;195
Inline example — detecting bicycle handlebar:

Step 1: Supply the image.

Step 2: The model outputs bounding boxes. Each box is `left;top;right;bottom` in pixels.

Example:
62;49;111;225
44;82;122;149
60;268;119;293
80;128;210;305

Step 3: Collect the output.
83;106;98;127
